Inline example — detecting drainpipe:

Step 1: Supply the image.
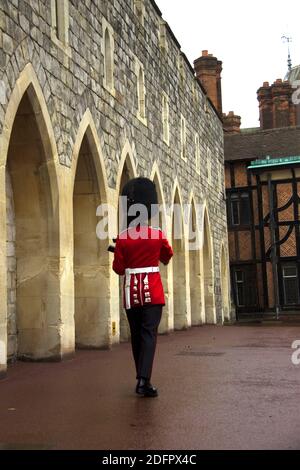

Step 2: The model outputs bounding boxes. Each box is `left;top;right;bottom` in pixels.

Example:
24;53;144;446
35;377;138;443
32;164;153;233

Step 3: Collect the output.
267;173;281;319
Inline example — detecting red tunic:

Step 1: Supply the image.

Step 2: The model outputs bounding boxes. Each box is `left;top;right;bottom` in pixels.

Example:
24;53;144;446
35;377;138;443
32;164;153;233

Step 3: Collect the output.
112;226;173;309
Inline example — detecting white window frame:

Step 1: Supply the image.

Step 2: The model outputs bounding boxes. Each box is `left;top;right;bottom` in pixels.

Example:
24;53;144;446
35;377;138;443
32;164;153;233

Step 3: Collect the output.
134;0;145;27
178;54;185;87
207;146;212;184
135;58;147;126
162;92;170;146
195;134;200;174
101;18;115;96
159;20;168;54
180;115;187;161
50;0;71;58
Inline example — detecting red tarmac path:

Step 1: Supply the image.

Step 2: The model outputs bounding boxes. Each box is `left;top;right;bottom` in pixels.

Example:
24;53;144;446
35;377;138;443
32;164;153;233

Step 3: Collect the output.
0;325;300;450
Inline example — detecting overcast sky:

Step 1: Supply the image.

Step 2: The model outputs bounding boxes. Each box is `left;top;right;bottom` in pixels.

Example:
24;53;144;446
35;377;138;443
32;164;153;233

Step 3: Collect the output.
156;0;300;128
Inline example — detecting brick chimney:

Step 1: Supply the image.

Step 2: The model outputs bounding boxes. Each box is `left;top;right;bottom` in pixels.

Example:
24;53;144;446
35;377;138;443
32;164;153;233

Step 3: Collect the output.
223;111;241;133
194;50;223;116
257;79;297;130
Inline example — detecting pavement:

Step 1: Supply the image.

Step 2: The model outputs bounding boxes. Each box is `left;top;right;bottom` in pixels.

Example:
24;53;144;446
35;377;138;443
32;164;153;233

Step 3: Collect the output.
0;324;300;450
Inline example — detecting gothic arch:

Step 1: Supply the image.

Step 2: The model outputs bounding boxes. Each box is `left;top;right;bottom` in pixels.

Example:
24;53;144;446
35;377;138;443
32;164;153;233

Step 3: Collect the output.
115;139;137;195
151;162;170;333
104;27;113;89
0;62;59;172
150;162;167;232
220;242;230;323
71;109;109;201
71;110;111;349
171;181;188;330
201;203;216;324
0;63;69;368
188;194;202;325
116;139;137;342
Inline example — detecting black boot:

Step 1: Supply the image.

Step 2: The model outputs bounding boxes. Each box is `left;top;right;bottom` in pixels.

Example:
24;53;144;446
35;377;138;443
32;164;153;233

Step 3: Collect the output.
135;378;158;397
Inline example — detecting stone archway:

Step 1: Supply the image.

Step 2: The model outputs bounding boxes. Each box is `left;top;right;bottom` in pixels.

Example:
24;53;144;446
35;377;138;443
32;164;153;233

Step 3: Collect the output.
116;147;137;342
172;187;187;330
220;244;230;323
2;88;61;362
151;168;170;334
189;200;202;325
202;207;216;324
72;124;110;349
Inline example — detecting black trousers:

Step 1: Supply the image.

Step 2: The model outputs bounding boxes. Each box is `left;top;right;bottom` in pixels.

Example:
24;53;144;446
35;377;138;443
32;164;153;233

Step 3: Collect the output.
126;305;162;380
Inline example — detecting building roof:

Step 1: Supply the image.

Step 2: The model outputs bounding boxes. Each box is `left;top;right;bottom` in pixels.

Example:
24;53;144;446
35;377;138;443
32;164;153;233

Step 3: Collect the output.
224;125;300;162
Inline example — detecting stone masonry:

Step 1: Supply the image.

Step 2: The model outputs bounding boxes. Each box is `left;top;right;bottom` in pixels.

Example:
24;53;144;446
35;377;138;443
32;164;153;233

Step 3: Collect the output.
0;0;231;373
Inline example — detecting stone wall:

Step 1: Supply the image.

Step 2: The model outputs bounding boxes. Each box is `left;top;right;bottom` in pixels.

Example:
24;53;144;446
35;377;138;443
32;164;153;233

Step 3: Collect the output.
0;0;231;370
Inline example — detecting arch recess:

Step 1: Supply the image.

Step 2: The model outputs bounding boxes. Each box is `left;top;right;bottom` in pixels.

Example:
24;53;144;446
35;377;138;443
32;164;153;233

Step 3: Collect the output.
0;63;72;367
71;109;111;349
201;203;216;324
151;163;170;333
171;181;188;330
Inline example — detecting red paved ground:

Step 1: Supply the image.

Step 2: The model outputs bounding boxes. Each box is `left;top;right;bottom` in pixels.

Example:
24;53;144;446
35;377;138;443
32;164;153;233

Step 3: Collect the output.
0;325;300;450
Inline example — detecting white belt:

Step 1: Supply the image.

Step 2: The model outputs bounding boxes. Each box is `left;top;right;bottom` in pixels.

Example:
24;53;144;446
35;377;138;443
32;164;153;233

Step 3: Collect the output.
125;266;159;309
125;267;159;275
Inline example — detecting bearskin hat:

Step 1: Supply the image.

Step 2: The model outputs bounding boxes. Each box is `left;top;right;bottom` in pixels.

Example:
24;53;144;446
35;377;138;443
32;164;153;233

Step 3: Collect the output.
121;177;158;224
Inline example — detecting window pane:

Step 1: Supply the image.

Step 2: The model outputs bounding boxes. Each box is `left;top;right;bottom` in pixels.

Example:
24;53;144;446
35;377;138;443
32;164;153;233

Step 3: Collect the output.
283;266;297;277
235;270;244;283
237;284;245;306
240;194;251;225
231;200;239;225
284;278;299;304
283;264;299;305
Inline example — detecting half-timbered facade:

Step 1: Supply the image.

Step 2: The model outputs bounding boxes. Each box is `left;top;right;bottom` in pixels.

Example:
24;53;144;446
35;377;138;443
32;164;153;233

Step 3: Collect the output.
225;126;300;317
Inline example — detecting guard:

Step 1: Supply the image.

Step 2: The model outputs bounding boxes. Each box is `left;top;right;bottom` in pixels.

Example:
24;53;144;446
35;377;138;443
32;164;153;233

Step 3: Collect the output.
112;177;173;397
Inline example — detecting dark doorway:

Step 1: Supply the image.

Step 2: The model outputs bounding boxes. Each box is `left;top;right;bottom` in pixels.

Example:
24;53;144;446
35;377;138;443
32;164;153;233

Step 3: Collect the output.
231;264;259;316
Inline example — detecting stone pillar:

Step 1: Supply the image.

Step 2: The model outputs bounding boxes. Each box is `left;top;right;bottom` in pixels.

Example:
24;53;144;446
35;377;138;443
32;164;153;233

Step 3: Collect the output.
0;165;7;377
5;170;17;361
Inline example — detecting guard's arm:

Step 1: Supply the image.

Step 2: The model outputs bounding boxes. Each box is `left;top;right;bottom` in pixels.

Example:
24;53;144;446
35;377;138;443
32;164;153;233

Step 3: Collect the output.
112;238;126;275
159;234;174;265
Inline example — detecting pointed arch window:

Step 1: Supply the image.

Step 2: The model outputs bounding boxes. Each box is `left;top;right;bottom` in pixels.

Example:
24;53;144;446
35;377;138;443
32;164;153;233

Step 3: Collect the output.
104;29;113;89
195;134;200;173
101;19;115;95
207;146;212;184
181;115;187;160
162;93;169;145
159;21;168;54
135;59;147;125
134;0;145;26
51;0;70;54
138;68;145;118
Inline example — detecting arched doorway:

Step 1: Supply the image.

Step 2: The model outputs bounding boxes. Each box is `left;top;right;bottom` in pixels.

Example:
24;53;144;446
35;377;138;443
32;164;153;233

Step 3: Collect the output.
220;244;230;323
172;188;187;330
202;207;216;324
152;171;169;334
73;128;109;349
116;150;136;342
189;201;202;325
5;89;60;360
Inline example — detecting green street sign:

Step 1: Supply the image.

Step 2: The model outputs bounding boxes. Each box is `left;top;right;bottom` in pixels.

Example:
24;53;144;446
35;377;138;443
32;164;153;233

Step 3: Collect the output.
249;155;300;169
